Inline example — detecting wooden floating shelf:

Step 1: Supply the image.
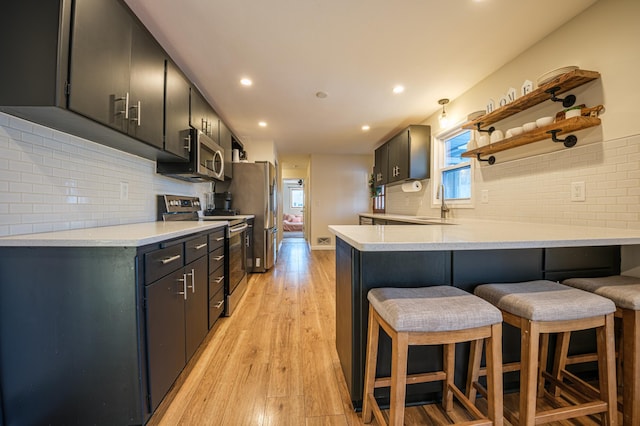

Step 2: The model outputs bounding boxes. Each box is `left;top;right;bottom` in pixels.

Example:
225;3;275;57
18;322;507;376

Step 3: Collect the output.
461;116;601;158
462;69;601;130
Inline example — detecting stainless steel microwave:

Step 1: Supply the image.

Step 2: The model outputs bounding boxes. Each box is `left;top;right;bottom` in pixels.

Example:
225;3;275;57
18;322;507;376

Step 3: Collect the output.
157;129;224;182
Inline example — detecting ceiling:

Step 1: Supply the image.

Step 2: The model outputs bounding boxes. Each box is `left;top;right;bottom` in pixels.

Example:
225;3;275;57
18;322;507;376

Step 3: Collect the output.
125;0;597;160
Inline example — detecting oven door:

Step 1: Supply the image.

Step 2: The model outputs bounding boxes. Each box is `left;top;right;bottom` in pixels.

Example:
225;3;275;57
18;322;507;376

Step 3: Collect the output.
227;222;247;295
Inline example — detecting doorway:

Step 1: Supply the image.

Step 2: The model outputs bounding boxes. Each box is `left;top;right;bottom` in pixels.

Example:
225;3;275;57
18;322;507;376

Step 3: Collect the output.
282;178;305;240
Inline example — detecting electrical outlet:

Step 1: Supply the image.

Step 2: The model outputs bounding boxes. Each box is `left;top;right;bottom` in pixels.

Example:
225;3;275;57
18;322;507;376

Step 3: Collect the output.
571;181;585;202
481;190;489;204
120;182;129;200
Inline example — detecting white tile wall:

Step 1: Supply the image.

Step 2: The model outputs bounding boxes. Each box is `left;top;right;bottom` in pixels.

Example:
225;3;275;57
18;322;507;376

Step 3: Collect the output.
387;134;640;230
0;112;208;236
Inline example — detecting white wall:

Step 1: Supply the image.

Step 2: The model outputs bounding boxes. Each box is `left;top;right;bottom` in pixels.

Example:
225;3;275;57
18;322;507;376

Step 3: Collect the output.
309;154;372;249
242;139;277;164
386;0;640;230
0;113;208;236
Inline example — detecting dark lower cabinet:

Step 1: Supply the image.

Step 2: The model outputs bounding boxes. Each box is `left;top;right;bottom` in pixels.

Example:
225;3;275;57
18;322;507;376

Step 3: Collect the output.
145;241;209;412
185;256;209;361
146;268;188;412
0;227;224;425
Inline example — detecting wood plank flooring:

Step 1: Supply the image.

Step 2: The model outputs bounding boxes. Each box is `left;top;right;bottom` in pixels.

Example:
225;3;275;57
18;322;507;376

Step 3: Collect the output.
147;238;610;425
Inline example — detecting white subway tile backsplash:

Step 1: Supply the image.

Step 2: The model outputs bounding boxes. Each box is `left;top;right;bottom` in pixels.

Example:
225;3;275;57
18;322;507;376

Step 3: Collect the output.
387;133;640;229
0;112;208;236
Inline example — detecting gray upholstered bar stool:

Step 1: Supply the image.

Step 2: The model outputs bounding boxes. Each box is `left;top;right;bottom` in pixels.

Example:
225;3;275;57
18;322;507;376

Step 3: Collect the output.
470;280;617;426
561;275;640;426
362;286;504;426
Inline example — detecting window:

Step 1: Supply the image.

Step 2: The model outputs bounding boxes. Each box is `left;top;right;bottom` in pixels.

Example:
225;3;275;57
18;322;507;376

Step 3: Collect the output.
440;129;471;201
290;188;304;208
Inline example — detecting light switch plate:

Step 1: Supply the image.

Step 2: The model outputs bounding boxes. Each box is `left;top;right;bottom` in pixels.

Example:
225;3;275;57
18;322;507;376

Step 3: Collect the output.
481;190;489;204
120;182;129;200
571;181;585;202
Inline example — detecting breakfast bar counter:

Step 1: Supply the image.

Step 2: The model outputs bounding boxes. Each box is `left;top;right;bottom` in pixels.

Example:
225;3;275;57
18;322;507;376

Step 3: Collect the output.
329;220;640;409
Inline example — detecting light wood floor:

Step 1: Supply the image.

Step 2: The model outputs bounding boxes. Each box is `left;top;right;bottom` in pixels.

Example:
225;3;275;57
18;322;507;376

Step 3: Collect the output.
147;238;610;425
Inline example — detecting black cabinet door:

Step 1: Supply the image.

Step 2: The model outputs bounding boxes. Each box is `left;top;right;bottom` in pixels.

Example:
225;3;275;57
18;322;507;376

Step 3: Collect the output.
185;256;209;361
128;22;165;148
145;269;187;412
164;61;191;159
219;120;233;179
388;130;409;182
190;88;219;140
68;0;132;132
374;144;388;185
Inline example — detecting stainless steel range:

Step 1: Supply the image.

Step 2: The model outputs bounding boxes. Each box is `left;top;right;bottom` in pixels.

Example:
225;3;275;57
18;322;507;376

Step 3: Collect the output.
158;195;248;316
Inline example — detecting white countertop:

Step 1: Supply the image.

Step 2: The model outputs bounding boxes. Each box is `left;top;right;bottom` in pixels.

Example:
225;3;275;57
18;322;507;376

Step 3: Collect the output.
358;212;453;225
0;221;228;247
330;219;640;251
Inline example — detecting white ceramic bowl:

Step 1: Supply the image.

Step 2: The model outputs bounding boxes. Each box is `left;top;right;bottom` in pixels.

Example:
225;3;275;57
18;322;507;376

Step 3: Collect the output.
523;122;537;132
536;116;554;127
490;130;504;143
565;108;582;119
505;129;513;138
510;126;524;136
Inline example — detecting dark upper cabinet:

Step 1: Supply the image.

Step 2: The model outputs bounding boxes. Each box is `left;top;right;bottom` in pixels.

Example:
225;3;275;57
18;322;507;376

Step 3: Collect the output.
383;124;431;185
128;23;166;147
164;61;191;160
68;0;132;132
219;120;233;179
373;143;388;185
0;0;187;162
190;88;219;141
69;0;165;148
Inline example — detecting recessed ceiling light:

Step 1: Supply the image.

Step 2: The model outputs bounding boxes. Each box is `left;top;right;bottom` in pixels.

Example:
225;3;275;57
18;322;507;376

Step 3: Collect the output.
315;91;328;99
362;125;370;131
393;85;405;94
258;121;267;127
240;78;252;86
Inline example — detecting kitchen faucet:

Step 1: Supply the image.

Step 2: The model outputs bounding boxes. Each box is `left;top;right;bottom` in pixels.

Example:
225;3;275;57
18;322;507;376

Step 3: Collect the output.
440;184;450;219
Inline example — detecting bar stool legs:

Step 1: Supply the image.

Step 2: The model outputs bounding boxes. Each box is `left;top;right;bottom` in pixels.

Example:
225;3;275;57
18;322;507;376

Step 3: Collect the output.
471;281;617;426
363;286;503;426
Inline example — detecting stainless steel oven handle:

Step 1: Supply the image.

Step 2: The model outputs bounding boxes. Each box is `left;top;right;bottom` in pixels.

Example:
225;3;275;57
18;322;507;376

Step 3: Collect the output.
228;223;248;235
161;254;181;264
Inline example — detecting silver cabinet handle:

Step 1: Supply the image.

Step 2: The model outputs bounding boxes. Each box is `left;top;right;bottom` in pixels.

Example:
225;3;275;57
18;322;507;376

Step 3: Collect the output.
214;276;224;284
178;274;188;300
130;100;141;126
194;243;207;250
215;236;225;242
186;269;195;293
115;92;129;119
184;134;191;152
213;255;224;261
161;254;181;264
213;300;224;309
201;118;207;133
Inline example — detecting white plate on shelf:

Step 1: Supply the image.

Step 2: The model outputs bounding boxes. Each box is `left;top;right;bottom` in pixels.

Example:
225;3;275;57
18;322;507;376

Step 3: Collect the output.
536;66;579;86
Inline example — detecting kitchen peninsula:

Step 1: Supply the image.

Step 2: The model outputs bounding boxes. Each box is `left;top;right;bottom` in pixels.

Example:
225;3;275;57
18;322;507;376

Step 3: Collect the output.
329;220;640;408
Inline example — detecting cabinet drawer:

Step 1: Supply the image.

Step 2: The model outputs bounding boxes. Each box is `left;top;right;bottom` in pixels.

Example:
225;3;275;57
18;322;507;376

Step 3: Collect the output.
208;228;226;251
208;246;225;272
209;266;225;297
145;244;184;284
208;287;225;328
185;235;208;264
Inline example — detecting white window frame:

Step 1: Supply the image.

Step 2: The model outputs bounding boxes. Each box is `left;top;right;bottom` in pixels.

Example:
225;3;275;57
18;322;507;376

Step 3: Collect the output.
290;187;304;209
432;121;475;209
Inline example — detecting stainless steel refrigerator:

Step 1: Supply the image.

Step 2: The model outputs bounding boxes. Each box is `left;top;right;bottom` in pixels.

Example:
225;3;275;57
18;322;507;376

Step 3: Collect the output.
228;161;277;272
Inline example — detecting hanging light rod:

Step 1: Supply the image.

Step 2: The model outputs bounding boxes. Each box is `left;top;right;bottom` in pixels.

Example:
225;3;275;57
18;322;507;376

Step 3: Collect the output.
438;98;450;128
